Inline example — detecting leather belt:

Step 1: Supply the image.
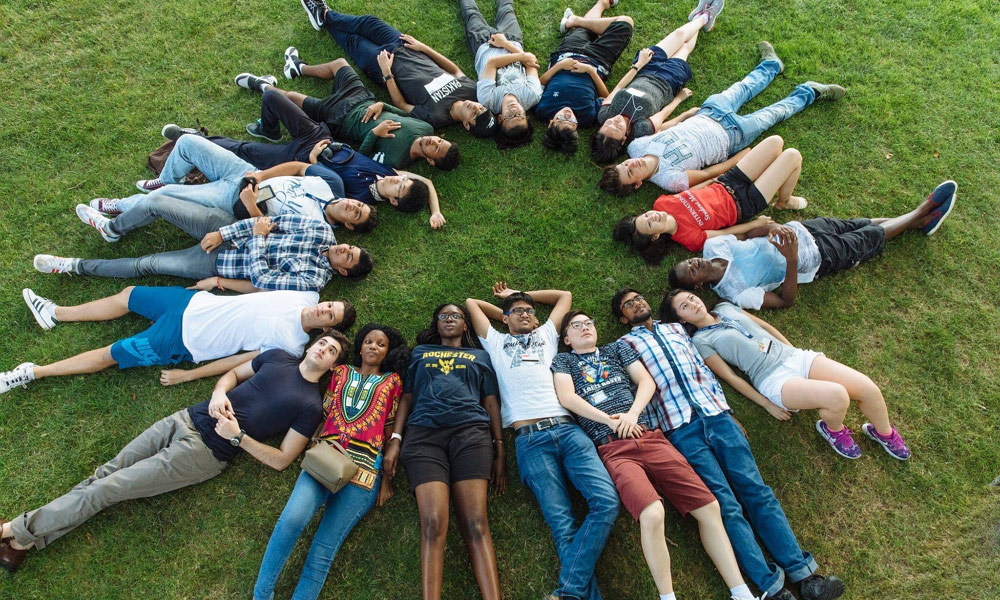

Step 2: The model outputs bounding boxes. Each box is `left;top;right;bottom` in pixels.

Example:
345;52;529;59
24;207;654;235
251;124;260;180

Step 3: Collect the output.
514;415;575;437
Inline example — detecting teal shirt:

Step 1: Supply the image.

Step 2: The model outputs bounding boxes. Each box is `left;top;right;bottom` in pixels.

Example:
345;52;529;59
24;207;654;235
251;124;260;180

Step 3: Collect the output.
339;101;433;168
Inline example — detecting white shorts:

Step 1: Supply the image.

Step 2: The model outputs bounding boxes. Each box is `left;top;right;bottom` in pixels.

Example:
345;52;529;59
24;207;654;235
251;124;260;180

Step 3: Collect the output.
755;350;824;410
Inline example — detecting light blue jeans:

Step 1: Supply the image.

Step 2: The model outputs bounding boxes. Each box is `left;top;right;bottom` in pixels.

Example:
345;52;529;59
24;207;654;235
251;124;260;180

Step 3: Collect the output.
253;469;379;600
515;423;620;600
116;135;253;214
698;59;817;154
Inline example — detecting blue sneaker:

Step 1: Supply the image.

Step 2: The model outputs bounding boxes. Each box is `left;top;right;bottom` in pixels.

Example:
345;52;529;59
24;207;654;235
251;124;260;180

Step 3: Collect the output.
921;180;957;235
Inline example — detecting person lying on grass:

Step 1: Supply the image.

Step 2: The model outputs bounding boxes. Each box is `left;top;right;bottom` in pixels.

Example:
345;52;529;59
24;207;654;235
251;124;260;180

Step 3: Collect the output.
613;135;804;262
599;42;845;196
669;180;958;309
552;309;764;600
1;286;353;395
661;290;911;460
0;332;349;573
253;324;408;600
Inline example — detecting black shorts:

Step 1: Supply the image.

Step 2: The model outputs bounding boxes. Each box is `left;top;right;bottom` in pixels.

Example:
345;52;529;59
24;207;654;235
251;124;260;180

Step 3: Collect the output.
302;65;376;133
716;165;767;223
637;47;692;95
551;20;634;75
400;422;493;492
801;217;886;278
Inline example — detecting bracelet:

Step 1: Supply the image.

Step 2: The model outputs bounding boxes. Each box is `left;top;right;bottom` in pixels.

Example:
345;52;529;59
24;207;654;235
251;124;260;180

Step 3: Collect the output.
629;65;639;71
390;432;403;442
492;439;504;445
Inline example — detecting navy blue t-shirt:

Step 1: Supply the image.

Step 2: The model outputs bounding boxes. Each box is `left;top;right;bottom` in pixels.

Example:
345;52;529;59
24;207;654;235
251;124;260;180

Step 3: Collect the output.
318;145;397;205
534;71;602;127
404;344;499;428
188;349;324;462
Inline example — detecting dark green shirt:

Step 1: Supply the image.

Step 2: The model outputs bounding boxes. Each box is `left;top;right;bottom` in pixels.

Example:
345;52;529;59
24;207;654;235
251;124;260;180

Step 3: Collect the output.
339;101;433;169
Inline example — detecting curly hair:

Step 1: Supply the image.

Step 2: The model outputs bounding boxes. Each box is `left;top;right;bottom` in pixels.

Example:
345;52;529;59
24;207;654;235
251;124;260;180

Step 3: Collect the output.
397;179;430;213
352;322;411;384
415;303;482;349
435;143;461;171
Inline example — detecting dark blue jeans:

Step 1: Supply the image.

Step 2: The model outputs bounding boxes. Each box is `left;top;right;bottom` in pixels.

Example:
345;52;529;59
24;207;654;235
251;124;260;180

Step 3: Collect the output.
515;423;620;600
322;12;402;82
665;411;818;596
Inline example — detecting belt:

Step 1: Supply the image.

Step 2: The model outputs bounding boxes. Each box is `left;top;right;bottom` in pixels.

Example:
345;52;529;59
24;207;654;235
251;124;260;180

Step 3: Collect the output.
594;433;622;447
514;415;575;437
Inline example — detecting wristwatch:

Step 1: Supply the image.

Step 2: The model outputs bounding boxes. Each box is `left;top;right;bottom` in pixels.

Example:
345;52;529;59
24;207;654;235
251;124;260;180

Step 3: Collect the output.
230;429;246;447
382;74;394;82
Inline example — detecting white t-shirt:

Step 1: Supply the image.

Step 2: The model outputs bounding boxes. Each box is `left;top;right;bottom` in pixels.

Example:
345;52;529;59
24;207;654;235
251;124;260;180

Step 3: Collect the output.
479;320;570;427
181;290;318;362
259;176;334;223
627;114;730;193
474;42;543;113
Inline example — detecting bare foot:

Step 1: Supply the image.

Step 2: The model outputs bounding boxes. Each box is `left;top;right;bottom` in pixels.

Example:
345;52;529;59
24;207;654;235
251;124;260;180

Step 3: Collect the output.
159;369;190;386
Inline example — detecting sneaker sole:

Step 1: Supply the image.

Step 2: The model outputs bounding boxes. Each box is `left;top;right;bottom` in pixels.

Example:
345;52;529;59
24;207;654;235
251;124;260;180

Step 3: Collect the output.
300;0;322;30
22;289;55;331
815;421;861;459
923;187;957;236
75;204;120;242
862;425;910;461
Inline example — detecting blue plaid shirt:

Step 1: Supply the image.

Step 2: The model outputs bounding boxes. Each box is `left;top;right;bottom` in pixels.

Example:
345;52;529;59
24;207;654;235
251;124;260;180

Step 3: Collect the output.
215;215;335;292
619;322;730;431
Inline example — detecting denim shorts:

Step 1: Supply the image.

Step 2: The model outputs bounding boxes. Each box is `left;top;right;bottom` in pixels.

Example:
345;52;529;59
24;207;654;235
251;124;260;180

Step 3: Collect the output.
110;286;196;369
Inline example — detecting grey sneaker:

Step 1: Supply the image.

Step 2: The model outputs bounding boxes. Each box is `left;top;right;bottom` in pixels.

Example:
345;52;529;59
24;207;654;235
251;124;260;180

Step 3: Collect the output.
75;204;121;242
33;254;79;275
805;81;846;101
234;72;277;93
284;46;304;79
758;41;784;73
22;289;59;330
0;363;36;395
559;8;574;34
246;120;282;143
161;123;199;141
701;0;725;31
300;0;328;30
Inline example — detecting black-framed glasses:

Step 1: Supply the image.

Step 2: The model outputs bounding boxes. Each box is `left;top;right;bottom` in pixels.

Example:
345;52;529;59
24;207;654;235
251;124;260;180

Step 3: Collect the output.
505;307;536;316
622;295;645;310
437;312;465;321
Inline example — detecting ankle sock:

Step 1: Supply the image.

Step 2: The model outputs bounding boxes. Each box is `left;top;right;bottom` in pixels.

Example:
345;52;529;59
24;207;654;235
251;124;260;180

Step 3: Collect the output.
659;594;676;600
874;426;896;439
730;584;755;599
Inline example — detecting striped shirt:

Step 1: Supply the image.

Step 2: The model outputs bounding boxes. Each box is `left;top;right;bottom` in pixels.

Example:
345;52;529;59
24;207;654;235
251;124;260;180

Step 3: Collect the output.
618;321;730;431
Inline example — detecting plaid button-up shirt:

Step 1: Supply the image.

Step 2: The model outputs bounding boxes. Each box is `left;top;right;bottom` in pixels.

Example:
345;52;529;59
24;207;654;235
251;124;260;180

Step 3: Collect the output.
619;321;730;431
215;215;335;292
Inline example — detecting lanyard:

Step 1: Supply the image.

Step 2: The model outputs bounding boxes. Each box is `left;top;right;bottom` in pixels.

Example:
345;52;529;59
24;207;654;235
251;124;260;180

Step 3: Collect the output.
573;348;604;376
700;316;755;340
304;192;336;211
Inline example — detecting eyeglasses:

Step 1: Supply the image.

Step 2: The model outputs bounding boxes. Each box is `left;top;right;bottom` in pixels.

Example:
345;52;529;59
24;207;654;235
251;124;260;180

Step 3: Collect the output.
567;319;595;331
554;113;578;124
505;307;536;316
622;295;645;310
437;312;465;322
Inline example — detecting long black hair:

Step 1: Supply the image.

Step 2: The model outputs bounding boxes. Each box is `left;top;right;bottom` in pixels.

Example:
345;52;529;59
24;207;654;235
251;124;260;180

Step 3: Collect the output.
658;289;699;337
415;303;482;349
352;322;411;385
612;215;672;265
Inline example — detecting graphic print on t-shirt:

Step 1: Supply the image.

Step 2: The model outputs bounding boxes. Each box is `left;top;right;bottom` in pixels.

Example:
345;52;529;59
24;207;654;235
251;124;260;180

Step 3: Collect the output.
499;332;548;368
419;348;480;375
677;190;712;227
425;73;462;103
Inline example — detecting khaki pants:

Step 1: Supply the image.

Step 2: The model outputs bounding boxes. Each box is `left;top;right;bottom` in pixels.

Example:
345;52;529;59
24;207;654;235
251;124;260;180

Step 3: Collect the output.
11;409;227;549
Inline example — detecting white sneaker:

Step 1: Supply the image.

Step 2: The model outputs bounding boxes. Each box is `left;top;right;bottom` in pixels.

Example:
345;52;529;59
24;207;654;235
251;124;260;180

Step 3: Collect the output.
283;46;303;79
22;289;59;330
234;72;278;92
89;197;123;216
135;178;166;192
76;204;120;242
33;254;79;275
559;7;575;34
0;363;36;395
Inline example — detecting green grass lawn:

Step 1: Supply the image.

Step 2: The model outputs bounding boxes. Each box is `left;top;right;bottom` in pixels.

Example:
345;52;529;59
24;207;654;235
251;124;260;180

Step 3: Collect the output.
1;0;998;598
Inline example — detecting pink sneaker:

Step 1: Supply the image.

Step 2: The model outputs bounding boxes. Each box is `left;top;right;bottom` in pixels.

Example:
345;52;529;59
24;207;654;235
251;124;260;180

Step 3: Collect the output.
862;423;911;460
815;421;862;459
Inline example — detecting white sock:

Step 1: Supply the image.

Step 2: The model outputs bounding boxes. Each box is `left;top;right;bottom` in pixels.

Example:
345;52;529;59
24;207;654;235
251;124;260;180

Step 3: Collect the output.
730;584;755;600
660;594;677;600
260;83;273;92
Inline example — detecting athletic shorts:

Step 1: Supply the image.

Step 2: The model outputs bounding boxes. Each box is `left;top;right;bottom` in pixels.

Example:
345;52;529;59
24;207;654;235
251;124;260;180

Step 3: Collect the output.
716;165;768;224
597;429;716;520
757;349;824;410
302;65;377;132
400;422;493;492
551;20;634;75
636;47;692;95
801;217;887;278
110;286;196;369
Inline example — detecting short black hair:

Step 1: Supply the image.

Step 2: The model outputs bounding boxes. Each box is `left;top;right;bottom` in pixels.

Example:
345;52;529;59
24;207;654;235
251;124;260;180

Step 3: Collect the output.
496;120;534;150
336;299;356;332
396;178;429;213
501;292;536;314
352;204;378;234
345;248;374;279
612;215;672;265
590;131;625;164
599;165;639;196
435;143;460;171
542;123;579;154
667;263;683;290
610;287;641;321
557;309;592;351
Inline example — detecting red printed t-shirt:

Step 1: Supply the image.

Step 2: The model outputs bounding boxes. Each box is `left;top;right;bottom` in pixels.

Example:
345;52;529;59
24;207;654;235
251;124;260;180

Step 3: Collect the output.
318;365;401;473
652;183;738;252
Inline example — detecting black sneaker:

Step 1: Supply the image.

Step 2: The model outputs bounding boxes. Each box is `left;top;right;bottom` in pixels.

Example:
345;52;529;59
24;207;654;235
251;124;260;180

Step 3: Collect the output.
300;0;328;30
234;72;277;93
246;120;281;143
798;574;845;600
769;589;797;600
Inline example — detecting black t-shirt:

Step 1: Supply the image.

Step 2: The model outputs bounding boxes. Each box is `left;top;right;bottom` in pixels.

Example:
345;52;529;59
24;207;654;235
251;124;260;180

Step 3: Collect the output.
188;349;324;462
391;47;478;128
404;344;499;428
